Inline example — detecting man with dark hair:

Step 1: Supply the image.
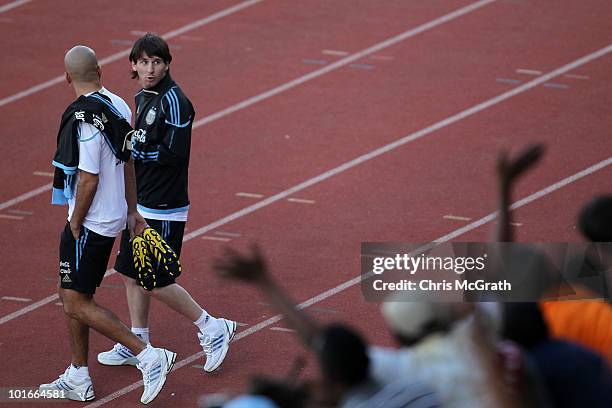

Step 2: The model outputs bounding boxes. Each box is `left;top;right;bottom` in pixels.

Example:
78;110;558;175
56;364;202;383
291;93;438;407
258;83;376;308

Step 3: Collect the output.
128;33;172;80
40;45;175;405
98;33;236;373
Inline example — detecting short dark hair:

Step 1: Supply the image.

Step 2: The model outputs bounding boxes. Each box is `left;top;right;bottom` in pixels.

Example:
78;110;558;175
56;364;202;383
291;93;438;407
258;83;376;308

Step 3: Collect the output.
579;195;612;242
316;324;369;387
129;33;172;79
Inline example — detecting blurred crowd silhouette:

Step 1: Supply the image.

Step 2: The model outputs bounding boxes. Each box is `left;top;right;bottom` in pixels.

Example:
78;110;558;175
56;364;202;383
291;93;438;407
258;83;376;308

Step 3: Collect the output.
203;144;611;408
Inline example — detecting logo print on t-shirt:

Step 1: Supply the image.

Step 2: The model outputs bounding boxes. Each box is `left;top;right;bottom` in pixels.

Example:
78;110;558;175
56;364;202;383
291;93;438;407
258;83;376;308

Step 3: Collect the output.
145;107;157;125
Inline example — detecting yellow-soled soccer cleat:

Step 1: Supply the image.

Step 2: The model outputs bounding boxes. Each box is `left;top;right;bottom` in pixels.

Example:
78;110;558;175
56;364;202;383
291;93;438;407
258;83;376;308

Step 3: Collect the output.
132;235;156;290
142;227;181;277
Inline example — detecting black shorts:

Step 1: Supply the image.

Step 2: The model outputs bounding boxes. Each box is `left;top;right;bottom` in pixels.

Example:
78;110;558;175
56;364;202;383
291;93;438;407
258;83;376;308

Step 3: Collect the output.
114;219;185;288
59;222;115;294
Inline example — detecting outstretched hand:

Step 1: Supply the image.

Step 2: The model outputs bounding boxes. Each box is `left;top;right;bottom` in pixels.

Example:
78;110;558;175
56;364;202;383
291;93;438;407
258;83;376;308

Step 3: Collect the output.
497;143;545;185
213;245;269;284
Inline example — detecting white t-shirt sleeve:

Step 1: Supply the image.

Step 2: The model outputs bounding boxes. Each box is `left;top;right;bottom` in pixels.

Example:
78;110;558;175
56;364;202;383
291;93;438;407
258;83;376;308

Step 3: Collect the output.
77;122;102;174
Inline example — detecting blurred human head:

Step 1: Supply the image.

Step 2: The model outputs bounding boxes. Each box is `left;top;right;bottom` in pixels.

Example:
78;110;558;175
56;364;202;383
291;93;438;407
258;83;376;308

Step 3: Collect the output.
315;324;369;390
578;195;612;242
501;302;549;348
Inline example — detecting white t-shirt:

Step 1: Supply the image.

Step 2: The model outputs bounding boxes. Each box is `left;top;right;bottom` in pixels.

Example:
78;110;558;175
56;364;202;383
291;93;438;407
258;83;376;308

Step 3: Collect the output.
368;346;415;385
369;320;497;408
68;88;132;238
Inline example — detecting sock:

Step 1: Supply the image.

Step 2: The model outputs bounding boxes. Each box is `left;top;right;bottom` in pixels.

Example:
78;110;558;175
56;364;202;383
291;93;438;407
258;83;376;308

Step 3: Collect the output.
131;327;150;344
136;344;158;367
194;310;220;335
68;364;90;382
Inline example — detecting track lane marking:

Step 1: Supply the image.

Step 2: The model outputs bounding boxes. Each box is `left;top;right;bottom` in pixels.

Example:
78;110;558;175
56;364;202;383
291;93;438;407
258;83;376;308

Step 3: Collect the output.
0;0;30;13
235;192;264;198
201;236;231;242
287;198;315;204
443;215;471;221
516;68;542;75
1;296;31;302
0;214;23;220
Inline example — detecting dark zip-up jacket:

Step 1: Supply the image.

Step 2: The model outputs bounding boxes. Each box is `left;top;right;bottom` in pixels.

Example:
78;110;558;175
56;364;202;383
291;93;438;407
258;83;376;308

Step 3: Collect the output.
131;74;194;213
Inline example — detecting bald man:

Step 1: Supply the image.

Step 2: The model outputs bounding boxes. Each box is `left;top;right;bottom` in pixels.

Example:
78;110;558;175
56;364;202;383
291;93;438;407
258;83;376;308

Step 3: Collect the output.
40;46;176;405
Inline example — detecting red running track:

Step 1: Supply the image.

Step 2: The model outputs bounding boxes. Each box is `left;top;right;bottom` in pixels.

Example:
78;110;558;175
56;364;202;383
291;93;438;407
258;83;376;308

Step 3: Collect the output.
0;0;610;406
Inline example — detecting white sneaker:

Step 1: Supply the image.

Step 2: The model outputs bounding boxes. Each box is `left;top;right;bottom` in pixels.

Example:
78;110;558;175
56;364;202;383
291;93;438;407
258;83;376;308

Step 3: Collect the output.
39;367;95;401
138;348;176;405
97;343;139;366
199;318;237;372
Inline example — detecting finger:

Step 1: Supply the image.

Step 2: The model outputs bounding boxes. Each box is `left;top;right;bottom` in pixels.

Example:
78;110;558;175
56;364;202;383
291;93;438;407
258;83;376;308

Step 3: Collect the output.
510;144;545;177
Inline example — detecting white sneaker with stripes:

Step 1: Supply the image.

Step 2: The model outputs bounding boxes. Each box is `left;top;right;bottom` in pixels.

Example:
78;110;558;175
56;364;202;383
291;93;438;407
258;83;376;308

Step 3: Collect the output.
138;347;176;405
97;343;139;366
199;318;237;372
39;367;95;401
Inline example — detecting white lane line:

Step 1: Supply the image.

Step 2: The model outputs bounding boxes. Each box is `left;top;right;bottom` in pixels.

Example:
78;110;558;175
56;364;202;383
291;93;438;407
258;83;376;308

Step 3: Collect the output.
84;156;612;407
564;74;589;80
0;183;51;212
0;0;265;107
496;77;522;84
443;215;471;221
0;0;499;212
270;327;296;332
193;0;499;128
287;198;315;204
0;293;59;324
510;222;523;227
543;82;569;89
433;158;612;243
201;236;231;242
214;231;242;237
33;171;53;177
516;68;542;76
322;49;349;56
303;59;327;65
1;296;31;302
236;192;264;198
7;209;33;215
0;0;30;14
2;43;611;326
0;214;23;220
